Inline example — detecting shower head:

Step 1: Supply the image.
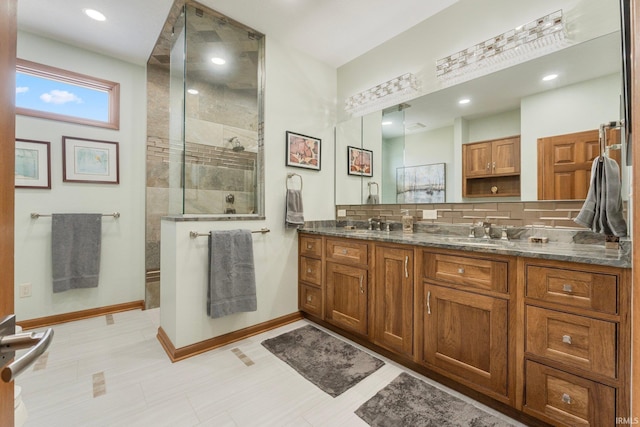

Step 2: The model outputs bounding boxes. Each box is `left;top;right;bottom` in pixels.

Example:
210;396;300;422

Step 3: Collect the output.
229;137;245;152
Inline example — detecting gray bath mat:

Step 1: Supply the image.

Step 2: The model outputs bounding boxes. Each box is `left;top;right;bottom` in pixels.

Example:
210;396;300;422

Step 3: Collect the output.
261;324;384;397
355;372;515;427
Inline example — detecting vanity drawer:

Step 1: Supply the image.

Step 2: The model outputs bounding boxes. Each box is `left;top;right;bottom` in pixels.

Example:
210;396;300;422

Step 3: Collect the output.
326;238;368;266
526;265;618;315
300;256;321;285
526;306;616;379
300;235;322;258
299;283;322;317
420;251;507;293
524;360;615;427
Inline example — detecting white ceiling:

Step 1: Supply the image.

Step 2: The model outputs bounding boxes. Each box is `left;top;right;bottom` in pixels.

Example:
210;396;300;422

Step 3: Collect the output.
16;0;459;67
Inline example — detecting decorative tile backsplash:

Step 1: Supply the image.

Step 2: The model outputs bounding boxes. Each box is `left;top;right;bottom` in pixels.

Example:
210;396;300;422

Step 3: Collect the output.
336;200;627;230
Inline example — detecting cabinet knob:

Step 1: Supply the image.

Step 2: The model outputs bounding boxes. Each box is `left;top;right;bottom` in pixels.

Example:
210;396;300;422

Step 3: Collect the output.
342;249;348;255
562;335;572;345
307;295;312;302
486;162;490;170
458;268;465;274
307;268;312;273
307;244;312;249
562;393;572;404
562;284;573;293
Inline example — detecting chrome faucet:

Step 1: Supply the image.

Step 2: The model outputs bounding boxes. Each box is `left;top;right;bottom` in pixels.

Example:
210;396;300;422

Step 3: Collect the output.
482;221;492;239
500;226;509;241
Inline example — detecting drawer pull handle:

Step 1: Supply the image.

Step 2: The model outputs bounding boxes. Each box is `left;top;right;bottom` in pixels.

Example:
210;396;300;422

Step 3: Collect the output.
427;291;432;315
562;284;573;293
562;335;572;345
562;393;572;404
458;268;465;274
359;275;364;294
342;249;348;255
405;256;409;278
486;162;491;170
307;295;312;302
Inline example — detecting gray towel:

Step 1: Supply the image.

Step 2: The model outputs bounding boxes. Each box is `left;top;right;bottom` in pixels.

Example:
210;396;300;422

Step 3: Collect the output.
208;230;257;319
51;214;102;293
285;189;304;228
574;157;627;236
366;194;379;204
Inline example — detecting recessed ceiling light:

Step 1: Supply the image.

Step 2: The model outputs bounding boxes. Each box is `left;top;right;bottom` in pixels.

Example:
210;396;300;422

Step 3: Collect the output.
458;98;471;105
382;121;393;126
211;57;226;65
84;8;106;22
187;89;199;95
542;73;558;81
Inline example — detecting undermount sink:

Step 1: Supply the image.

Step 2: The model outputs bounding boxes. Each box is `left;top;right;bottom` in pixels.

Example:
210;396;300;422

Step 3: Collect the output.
443;236;508;246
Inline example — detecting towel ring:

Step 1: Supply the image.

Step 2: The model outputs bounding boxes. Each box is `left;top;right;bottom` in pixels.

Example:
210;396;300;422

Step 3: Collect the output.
286;173;303;191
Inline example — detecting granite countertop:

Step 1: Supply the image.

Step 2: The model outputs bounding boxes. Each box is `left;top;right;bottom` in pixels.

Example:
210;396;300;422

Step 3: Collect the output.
299;227;631;268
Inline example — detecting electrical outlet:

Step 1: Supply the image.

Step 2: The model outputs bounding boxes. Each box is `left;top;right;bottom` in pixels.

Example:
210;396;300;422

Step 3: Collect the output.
19;283;32;298
337;209;347;217
422;209;438;220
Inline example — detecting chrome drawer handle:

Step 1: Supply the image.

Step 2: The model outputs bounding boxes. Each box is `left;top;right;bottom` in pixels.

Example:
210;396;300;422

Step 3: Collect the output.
427;291;432;315
405;256;409;278
359;276;364;294
562;335;572;345
562;393;571;404
458;268;465;274
562;284;573;293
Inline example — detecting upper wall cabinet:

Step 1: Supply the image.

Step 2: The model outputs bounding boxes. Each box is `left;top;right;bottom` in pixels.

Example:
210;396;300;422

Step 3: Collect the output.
462;136;520;198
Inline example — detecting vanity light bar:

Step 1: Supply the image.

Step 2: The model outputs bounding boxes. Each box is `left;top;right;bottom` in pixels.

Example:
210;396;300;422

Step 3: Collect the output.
344;73;420;116
436;10;568;87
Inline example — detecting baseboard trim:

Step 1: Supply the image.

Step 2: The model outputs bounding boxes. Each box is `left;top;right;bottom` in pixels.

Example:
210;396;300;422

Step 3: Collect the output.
18;300;145;330
157;311;304;363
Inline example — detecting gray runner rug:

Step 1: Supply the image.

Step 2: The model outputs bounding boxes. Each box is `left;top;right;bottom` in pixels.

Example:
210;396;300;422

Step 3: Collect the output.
355;372;516;427
261;324;384;397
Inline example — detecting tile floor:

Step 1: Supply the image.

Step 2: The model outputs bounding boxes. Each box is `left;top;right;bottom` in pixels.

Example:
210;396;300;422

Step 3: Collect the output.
18;309;526;426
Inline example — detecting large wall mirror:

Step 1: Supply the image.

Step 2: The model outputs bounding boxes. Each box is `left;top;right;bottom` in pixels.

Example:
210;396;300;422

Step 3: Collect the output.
336;11;628;205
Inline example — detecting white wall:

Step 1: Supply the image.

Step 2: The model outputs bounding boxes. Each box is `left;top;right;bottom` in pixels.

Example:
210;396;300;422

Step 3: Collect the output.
520;73;621;199
14;31;147;320
161;35;336;348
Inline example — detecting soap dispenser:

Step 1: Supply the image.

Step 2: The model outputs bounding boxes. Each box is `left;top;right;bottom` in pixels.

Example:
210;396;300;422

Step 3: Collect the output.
401;209;413;233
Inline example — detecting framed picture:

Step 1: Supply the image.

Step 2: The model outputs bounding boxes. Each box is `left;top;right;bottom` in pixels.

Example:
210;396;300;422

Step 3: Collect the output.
286;131;321;171
347;146;373;177
15;139;51;189
62;136;119;184
396;163;446;203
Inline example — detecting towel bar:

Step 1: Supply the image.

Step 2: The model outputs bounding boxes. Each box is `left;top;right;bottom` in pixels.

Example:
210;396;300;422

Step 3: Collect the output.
31;212;121;219
190;228;271;238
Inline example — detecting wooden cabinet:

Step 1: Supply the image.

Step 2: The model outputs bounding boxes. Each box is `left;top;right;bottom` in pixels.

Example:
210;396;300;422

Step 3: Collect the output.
325;261;368;335
298;236;324;319
522;258;630;426
372;245;413;356
416;248;514;404
462;136;520;198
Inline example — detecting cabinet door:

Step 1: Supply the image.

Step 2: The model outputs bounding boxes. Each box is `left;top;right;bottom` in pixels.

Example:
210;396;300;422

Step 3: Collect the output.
492;137;520;175
325;261;368;335
463;141;492;177
373;246;413;356
421;283;508;397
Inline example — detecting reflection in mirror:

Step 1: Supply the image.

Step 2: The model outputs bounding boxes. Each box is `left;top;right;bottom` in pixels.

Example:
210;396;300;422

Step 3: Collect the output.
337;31;627;204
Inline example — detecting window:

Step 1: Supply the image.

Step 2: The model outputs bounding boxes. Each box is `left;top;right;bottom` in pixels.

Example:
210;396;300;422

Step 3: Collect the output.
15;59;120;130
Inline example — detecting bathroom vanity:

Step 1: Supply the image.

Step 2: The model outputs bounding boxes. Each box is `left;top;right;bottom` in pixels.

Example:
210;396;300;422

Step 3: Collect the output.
297;228;631;426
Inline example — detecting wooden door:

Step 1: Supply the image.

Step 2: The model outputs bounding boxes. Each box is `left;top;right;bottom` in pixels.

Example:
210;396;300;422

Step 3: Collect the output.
325;261;368;335
492;137;520;175
373;246;413;356
421;283;508;397
537;129;621;200
0;0;16;424
463;141;492;177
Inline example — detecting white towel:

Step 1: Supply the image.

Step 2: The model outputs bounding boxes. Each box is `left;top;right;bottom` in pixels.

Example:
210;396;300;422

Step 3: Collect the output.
574;157;627;236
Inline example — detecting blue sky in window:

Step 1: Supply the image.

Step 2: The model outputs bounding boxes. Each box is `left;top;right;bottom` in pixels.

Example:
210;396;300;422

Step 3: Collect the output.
16;72;109;122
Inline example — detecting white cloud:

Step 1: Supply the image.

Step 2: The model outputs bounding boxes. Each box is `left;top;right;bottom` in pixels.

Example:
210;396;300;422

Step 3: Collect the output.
40;90;83;105
16;86;29;94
